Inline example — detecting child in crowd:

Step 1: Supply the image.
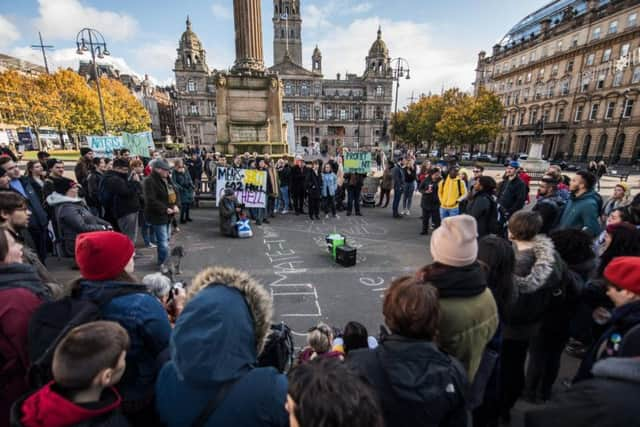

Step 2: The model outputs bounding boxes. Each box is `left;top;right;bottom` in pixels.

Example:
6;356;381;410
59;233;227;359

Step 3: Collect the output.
11;321;131;427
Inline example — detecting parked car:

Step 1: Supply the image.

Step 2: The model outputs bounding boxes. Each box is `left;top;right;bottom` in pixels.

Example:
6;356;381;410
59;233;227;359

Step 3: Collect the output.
550;159;568;170
518;153;529;161
461;152;471;161
475;153;496;163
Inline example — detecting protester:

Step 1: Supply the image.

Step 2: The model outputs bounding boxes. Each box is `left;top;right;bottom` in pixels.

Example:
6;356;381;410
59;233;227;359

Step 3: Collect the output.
466;175;498;238
142;273;186;325
532;176;566;234
344;170;365;217
437;164;467;219
378;161;393;208
185;152;203;192
42;158;66;201
36;151;50;172
86;157;107;217
129;159;153;248
401;158;417;215
418;167;442;235
102;158;141;245
470;165;484;190
391;158;406;218
10;321;130;427
72;231;171;423
545;165;570;201
219;188;242;237
25;160;46;204
348;276;468;427
304;160;322;221
596;222;640;277
276;158;291;214
0;227;51;427
297;323;344;363
0;167;10;190
557;170;601;237
417;215;498;381
595;207;633;255
291;156;306;215
321;162;338;218
286;358;384;427
596;160;607;191
497;161;527;219
333;321;377;355
74;147;94;190
171;159;195;224
265;158;279;218
155;266;289;426
601;182;631;220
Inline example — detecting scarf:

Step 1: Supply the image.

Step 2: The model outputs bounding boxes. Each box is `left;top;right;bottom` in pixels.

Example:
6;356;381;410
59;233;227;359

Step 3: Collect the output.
0;263;51;300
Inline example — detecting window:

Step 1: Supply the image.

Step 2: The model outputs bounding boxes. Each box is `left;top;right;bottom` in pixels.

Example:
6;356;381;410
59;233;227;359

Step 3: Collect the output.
520;55;526;65
542;46;548;57
586;53;595;66
589;103;599;120
523;88;530;102
190;103;199;115
624;99;634;117
621;43;630;57
566;60;574;72
602;48;612;62
187;79;196;92
354;106;361;120
592;27;601;40
556;107;565;122
543;110;550;123
613;71;623;87
609;20;618;34
557;40;563;51
518;111;524;125
571;36;579;47
375;107;383;120
597;71;606;89
561;79;571;95
581;74;591;92
530;110;538;124
606;101;616;119
530;51;537;62
209;101;215;117
510;114;516;126
547;83;555;97
629;12;638;28
340;109;347;120
285;81;293;96
526;72;532;82
538;68;545;79
517;76;523;86
375;86;383;97
301;82;309;96
506;95;511;106
551;64;559;76
300;104;309;120
535;84;544;100
325;106;333;119
575;105;584;122
633;66;640;84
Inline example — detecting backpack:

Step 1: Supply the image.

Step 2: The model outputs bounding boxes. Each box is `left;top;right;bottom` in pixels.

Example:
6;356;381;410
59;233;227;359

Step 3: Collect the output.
488;196;508;237
27;286;147;388
236;219;253;238
257;322;295;373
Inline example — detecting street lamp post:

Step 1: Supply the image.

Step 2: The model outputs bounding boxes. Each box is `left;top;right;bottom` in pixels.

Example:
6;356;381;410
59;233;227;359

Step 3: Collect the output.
610;89;630;164
390;57;410;158
76;28;110;134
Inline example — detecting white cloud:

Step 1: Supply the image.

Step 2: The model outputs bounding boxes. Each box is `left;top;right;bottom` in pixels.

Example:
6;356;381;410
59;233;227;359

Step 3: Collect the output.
211;2;233;20
304;18;476;108
349;3;373;14
0;15;20;48
303;1;374;30
133;40;177;74
33;0;137;41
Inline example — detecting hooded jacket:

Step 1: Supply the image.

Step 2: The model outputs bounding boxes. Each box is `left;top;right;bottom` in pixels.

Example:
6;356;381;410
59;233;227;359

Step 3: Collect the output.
11;383;129;427
347;335;468;427
46;193;111;258
142;171;180;225
532;192;566;234
155;267;288;427
558;190;601;237
219;195;240;237
465;190;496;237
525;358;640;427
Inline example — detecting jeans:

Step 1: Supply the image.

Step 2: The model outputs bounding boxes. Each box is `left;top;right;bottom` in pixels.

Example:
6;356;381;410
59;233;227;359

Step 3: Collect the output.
346;187;361;214
251;207;265;223
439;207;460;219
402;182;416;210
323;195;336;216
150;223;170;265
141;222;155;247
392;188;403;216
267;196;276;217
117;212;139;245
277;185;290;212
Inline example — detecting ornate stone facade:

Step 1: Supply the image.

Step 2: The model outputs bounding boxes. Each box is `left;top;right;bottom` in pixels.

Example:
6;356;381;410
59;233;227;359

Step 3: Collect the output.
475;0;640;164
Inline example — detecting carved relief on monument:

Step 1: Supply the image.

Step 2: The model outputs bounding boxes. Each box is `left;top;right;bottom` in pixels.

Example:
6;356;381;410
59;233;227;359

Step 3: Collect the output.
230;125;268;142
216;74;227;88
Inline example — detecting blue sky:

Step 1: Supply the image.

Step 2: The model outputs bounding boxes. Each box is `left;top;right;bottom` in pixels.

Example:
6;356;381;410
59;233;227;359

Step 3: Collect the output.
1;0;546;105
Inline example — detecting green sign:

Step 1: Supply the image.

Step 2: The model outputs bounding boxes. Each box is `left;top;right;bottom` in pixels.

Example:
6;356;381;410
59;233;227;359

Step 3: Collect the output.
343;152;372;173
122;131;153;158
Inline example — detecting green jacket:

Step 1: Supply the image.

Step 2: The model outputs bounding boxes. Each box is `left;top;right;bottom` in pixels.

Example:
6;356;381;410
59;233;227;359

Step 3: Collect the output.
558;190;602;237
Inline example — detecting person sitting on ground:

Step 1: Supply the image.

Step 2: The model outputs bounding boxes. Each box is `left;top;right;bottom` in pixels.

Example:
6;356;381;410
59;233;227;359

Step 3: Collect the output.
46;177;112;258
416;214;498;382
297;322;344;364
348;276;469;427
219;188;243;237
332;321;378;355
286;358;384;427
10;321;131;427
155;266;289;427
72;231;171;423
0;228;50;427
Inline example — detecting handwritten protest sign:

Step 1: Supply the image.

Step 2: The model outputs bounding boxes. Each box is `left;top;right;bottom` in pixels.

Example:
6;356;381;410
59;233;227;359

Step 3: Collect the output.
87;136;123;158
86;131;154;158
216;167;267;208
343;152;372;174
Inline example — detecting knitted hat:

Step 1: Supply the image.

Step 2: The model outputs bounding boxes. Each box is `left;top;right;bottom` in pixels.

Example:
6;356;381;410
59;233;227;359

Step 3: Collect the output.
75;231;134;281
53;177;76;195
604;256;640;294
80;147;93;157
509;161;520;169
430;215;478;267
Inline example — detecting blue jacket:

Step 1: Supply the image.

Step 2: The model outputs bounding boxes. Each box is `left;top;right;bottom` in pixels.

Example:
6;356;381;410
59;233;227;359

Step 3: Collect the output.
77;280;171;401
558;190;601;237
11;177;48;229
171;170;195;205
321;172;337;197
155;267;288;427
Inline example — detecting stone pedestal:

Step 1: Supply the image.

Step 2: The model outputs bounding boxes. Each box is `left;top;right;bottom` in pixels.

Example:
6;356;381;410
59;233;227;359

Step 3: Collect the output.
521;137;549;173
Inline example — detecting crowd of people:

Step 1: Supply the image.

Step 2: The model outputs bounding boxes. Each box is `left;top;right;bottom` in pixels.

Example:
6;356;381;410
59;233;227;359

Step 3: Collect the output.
1;145;640;427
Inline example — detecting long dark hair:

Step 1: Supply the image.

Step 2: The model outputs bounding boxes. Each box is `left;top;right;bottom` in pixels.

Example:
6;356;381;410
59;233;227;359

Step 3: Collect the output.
598;224;640;276
477;235;515;306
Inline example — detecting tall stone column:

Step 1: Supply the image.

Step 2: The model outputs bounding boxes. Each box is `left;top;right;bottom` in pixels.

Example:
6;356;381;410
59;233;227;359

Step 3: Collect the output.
233;0;265;73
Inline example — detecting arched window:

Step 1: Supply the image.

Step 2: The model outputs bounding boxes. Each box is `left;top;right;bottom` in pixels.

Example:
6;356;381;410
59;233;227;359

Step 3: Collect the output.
612;134;625;164
580;134;592;161
185;55;192;67
375;86;383;97
187;79;196;92
190;102;199;116
596;134;607;159
281;29;285;39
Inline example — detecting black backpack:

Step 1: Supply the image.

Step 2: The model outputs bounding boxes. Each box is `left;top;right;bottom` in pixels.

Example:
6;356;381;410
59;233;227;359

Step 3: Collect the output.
27;285;148;389
487;196;508;237
257;322;294;373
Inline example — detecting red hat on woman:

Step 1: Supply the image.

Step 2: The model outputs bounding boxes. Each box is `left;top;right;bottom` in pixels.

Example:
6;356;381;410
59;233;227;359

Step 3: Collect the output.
604;257;640;294
75;231;134;281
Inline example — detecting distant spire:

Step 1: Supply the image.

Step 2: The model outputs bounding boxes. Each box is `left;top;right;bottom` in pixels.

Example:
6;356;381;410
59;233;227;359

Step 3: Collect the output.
186;15;191;31
377;25;382;40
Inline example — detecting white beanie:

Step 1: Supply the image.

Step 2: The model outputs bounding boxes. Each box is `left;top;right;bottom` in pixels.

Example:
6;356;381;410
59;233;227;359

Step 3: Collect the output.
430;215;478;267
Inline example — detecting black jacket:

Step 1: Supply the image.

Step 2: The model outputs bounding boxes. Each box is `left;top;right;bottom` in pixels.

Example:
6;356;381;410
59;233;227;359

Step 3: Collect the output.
466;191;495;238
343;172;365;188
526;357;640;427
418;177;440;209
85;170;104;209
277;164;291;187
532;193;565;234
290;165;306;191
186;157;203;182
101;170;140;219
305;169;322;199
142;172;180;225
497;176;527;216
348;335;468;427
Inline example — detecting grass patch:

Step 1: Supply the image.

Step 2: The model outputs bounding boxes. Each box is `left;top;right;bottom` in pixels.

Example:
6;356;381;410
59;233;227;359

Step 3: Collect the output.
21;150;80;161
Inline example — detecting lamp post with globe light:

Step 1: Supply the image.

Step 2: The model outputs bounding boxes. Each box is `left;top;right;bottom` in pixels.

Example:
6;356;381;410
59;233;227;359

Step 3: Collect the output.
391;57;410;158
76;28;110;134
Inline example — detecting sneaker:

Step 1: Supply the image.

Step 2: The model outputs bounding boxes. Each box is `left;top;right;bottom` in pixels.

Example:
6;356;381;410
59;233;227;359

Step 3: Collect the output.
325;214;329;219
282;209;288;214
145;243;157;248
405;210;411;216
333;214;338;218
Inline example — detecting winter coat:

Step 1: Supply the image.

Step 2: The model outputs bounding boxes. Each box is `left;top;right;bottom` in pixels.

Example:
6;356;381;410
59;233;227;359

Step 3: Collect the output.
219;196;240;237
277;165;291;188
532;193;566;234
344;172;365;189
575;300;640;382
155;267;289;427
171;170;195;205
0;264;47;427
392;165;405;191
46;193;111;258
11;384;130;427
85;170;104;210
143;171;180;225
321;172;337;197
418;177;440;209
186;157;203;183
525;357;640;427
497;176;527;217
403;166;417;184
347;335;468;427
266;166;279;198
74;158;92;189
602;196;630;218
75;280;171;401
424;263;498;381
558;190;601;237
466;191;496;237
305;170;322;199
290;165;306;191
438;175;467;209
13;177;48;231
101;171;140;220
381;168;393;191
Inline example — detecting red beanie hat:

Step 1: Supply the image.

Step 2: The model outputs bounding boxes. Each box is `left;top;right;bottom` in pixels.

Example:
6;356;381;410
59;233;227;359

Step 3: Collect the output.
75;232;135;281
604;257;640;294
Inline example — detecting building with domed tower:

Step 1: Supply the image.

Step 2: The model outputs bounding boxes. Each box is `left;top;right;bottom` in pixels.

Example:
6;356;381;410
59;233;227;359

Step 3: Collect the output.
475;0;640;165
